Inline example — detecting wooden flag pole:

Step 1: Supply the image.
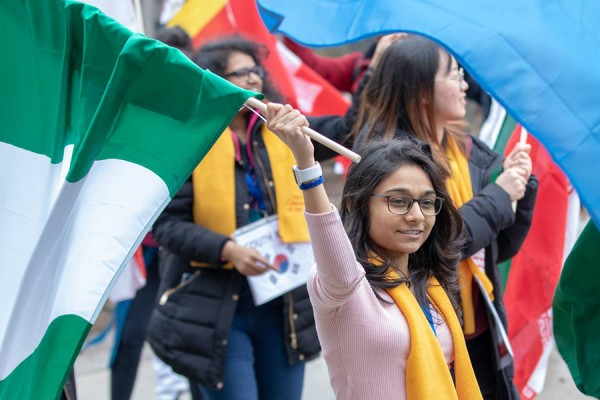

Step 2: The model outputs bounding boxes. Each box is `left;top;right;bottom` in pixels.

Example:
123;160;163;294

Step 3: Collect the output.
245;97;361;163
512;128;528;212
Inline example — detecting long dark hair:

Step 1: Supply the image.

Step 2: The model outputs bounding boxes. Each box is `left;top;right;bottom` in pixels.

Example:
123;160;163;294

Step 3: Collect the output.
340;139;464;313
191;35;284;102
352;35;467;174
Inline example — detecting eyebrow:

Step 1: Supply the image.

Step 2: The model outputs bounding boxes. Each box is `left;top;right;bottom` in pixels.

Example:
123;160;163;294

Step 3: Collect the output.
385;188;436;196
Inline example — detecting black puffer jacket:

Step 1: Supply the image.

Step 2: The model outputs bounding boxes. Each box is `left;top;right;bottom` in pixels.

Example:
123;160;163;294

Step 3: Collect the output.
149;115;349;389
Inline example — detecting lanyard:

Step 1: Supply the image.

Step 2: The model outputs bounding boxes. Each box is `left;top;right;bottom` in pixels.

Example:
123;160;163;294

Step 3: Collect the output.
230;120;265;214
420;303;437;337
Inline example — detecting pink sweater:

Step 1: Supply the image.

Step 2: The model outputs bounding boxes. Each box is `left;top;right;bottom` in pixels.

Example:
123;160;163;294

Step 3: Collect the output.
305;207;455;400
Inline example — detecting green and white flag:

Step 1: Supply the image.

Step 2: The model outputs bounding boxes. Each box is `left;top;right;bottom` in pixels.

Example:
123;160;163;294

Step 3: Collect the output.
0;0;258;398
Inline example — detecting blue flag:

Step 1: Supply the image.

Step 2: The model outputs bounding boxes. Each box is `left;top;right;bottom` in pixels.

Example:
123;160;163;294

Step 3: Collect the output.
257;0;600;228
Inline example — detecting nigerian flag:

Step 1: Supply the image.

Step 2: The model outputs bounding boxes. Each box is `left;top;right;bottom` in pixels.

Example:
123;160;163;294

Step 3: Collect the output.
0;0;258;398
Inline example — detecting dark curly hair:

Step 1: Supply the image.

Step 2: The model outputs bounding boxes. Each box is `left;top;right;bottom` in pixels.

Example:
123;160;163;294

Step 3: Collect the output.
340;138;464;315
191;35;284;103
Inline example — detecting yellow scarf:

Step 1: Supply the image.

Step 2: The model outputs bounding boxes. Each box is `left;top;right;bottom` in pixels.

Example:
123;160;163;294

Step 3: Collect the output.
445;135;494;335
191;123;309;268
385;270;482;399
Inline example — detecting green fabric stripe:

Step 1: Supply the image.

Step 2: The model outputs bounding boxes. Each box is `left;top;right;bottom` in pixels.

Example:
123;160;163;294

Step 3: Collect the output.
0;315;91;400
498;259;512;288
492;114;518;155
489;114;518;184
491;114;517;287
0;0;68;161
553;221;600;398
1;0;259;196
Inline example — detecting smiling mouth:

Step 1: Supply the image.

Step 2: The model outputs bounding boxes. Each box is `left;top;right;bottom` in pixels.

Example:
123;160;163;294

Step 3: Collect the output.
398;230;422;235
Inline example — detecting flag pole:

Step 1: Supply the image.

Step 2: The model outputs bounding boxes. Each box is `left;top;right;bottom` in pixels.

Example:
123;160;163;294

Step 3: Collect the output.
512;128;528;212
245;97;361;163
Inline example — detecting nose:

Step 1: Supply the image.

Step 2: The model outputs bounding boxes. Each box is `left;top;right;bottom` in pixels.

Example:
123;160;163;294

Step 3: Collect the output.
461;77;469;91
405;201;425;221
246;70;262;84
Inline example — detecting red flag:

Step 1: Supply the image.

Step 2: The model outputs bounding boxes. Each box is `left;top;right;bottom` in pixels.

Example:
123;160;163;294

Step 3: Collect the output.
502;126;572;398
168;0;349;116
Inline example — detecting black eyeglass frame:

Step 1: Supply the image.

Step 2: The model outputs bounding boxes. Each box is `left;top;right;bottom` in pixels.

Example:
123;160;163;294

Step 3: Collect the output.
370;193;444;216
223;65;266;80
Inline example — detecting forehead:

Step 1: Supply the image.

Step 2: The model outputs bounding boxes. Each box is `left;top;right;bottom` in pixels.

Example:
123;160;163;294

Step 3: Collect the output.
437;51;457;73
225;51;256;71
374;164;434;195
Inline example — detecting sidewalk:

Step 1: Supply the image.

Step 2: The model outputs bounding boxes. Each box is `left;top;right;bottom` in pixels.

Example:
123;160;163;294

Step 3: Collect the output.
74;326;334;400
75;322;592;400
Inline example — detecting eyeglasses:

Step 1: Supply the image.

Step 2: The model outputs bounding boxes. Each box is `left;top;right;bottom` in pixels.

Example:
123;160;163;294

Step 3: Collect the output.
371;194;444;216
448;67;464;83
224;65;265;80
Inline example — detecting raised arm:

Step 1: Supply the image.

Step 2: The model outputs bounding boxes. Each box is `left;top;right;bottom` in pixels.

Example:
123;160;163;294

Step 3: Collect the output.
282;37;362;92
266;103;366;310
266;103;331;214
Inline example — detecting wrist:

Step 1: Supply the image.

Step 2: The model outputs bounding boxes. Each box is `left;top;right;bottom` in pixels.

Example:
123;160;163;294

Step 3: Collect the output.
292;161;323;188
299;176;324;191
295;156;316;170
220;239;236;262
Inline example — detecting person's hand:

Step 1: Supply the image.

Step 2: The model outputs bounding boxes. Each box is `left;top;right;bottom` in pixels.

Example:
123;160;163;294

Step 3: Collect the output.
495;167;528;202
369;33;408;69
221;240;274;276
266;103;315;169
503;142;532;181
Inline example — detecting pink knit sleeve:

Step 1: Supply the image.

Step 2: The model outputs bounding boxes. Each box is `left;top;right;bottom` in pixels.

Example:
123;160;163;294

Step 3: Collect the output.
304;207;366;309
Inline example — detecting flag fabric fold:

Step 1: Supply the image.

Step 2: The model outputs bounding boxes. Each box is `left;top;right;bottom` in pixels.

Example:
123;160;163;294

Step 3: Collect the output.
553;220;600;398
500;126;575;399
79;0;148;305
0;0;257;398
256;0;600;231
480;102;580;398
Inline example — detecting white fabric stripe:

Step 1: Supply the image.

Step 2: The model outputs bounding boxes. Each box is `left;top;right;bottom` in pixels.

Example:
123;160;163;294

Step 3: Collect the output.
80;0;138;32
563;189;582;261
276;42;321;114
0;143;170;379
0;142;68;342
523;309;554;396
478;97;507;148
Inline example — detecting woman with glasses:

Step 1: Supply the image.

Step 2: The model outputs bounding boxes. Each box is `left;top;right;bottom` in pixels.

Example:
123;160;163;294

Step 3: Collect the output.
350;35;538;399
265;103;482;399
150;36;351;400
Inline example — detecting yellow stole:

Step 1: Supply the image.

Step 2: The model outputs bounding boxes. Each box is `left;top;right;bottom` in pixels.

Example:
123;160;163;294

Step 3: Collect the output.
385;270;482;399
191;123;309;268
445;135;494;335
